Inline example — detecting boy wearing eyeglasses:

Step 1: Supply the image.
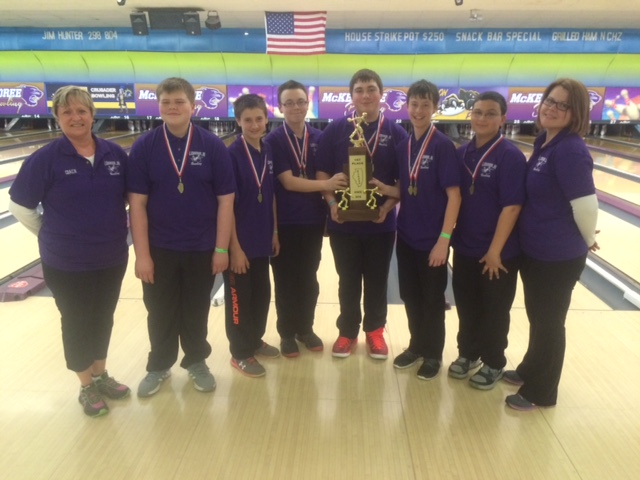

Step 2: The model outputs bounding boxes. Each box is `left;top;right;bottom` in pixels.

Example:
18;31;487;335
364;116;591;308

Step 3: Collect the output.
449;91;526;389
264;80;347;358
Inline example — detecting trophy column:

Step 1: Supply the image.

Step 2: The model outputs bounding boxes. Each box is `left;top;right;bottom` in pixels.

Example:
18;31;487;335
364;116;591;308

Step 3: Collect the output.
336;113;381;222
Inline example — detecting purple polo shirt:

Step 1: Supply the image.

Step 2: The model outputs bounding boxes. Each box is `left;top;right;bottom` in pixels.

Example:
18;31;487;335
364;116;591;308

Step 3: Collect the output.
228;136;275;259
452;134;526;260
9;135;128;271
127;123;236;251
519;129;596;261
396;128;460;251
316;115;408;234
264;124;325;226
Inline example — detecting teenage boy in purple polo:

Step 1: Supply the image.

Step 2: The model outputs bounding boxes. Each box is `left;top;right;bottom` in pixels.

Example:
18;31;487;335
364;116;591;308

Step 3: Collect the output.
450;91;526;390
264;80;347;358
128;77;235;397
225;94;280;378
316;69;408;360
372;80;461;380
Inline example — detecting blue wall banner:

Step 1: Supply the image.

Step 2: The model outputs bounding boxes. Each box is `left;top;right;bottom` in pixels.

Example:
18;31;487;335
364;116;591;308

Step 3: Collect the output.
1;27;640;54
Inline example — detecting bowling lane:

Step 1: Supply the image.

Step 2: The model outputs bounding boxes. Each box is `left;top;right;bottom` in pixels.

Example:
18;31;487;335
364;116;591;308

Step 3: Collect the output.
0;222;39;279
0;186;11;213
0;131;134;163
591;150;640;176
0;158;25;180
0;131;61;148
508;135;640;206
514;133;640;170
594;209;640;283
0;133;140;181
0;143;44;163
587;136;640;159
592;169;640;206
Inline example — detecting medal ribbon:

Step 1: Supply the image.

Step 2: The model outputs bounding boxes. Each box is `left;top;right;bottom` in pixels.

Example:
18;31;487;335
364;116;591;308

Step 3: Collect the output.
354;112;385;158
163;122;193;184
408;124;436;189
463;134;504;188
283;123;309;176
241;136;267;197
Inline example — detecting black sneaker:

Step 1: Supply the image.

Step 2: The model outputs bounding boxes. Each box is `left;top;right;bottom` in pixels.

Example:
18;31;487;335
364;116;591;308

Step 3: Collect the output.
417;359;441;381
94;371;131;399
281;337;300;358
502;370;524;386
393;349;422;369
78;383;109;417
295;332;324;351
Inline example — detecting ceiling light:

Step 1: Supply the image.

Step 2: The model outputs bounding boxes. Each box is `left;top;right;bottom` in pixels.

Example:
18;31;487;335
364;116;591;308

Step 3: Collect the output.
469;9;483;21
205;11;222;30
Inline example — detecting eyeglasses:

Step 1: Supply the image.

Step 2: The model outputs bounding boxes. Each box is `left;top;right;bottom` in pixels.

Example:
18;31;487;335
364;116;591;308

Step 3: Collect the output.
281;100;309;108
470;110;501;119
542;97;571;112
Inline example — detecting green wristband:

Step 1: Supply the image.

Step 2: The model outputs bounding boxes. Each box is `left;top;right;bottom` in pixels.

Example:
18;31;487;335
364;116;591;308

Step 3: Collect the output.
440;232;451;240
328;200;336;207
214;247;228;254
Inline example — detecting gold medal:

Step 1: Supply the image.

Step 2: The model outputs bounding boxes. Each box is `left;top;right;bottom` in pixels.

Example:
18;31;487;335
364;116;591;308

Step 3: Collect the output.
164;123;192;197
469;183;475;195
258;192;263;203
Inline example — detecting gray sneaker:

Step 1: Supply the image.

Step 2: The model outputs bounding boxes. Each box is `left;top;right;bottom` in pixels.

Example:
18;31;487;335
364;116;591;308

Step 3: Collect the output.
469;365;504;390
187;361;216;392
231;357;266;378
255;341;280;358
448;357;482;379
137;370;171;397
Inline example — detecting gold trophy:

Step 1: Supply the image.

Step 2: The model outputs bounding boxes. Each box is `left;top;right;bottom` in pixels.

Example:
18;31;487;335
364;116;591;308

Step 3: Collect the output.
336;112;381;222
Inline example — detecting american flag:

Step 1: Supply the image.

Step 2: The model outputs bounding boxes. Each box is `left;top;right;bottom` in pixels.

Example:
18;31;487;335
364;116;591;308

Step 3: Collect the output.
265;11;327;55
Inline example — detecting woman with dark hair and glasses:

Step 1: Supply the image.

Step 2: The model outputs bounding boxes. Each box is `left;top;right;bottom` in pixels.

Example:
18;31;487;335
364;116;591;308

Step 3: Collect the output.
504;78;599;411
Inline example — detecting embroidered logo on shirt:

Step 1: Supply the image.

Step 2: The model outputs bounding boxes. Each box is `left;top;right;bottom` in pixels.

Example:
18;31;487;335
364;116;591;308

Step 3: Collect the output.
64;169;77;175
480;163;497;178
420;155;434;169
378;134;390;147
189;151;205;165
533;156;548;172
104;160;121;176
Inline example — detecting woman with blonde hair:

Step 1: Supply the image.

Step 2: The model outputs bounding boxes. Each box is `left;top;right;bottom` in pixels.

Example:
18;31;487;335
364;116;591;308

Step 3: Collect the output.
9;86;130;417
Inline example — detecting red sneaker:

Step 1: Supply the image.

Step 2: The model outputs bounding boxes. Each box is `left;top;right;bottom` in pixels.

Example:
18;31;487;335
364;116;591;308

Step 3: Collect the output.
365;327;388;360
332;336;357;358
